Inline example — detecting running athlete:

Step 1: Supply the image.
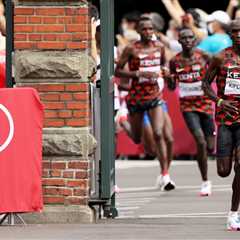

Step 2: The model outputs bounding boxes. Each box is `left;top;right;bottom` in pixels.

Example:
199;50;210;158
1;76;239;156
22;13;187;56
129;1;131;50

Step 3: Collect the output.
203;19;240;231
166;28;215;196
115;17;175;191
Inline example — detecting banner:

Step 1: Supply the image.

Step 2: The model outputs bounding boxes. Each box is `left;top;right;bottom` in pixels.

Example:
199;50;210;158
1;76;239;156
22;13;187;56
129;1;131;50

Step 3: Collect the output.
0;88;43;213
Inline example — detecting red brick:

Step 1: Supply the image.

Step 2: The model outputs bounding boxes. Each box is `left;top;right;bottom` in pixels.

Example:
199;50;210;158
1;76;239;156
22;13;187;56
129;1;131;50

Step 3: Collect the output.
50;170;62;177
58;111;72;118
14;16;27;24
66;119;89;127
66;180;87;188
44;102;65;110
36;8;65;16
65;84;88;92
57;34;72;41
63;171;74;178
14;42;35;49
36;25;64;33
37;42;66;50
73;93;88;101
14;34;27;41
29;34;42;41
15;8;35;15
60;93;72;101
66;24;88;33
44;111;58;119
40;93;60;101
65;8;88;16
65;197;87;205
42;170;49;178
73;111;88;118
75;171;87;179
51;162;67;170
67;42;87;49
29;16;42;24
66;102;88;110
44;196;65;204
74;189;87;196
43;17;57;24
58;16;72;24
72;33;88;41
42;179;65;187
44;119;65;127
44;188;72;196
68;161;89;170
72;16;89;24
38;84;65;92
43;161;51;169
43;34;57;41
14;25;34;33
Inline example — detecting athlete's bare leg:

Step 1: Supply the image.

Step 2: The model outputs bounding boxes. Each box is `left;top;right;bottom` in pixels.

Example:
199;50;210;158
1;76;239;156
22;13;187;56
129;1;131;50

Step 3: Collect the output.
121;112;144;144
191;130;208;181
163;112;174;169
148;106;168;175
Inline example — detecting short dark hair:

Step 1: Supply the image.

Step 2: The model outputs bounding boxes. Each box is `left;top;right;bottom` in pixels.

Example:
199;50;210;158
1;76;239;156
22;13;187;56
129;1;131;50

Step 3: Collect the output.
89;4;99;21
123;11;140;24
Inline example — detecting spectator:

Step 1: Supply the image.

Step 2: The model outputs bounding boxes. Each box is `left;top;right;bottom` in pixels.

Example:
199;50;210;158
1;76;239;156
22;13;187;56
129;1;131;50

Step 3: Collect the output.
0;0;5;36
161;0;207;41
197;10;232;54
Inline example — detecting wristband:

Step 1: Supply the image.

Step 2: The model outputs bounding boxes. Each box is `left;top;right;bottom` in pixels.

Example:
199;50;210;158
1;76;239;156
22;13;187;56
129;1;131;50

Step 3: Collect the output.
217;98;224;107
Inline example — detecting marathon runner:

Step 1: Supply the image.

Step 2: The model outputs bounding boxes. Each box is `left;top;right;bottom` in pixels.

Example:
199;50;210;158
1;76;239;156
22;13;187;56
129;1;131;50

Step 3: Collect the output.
203;19;240;231
166;28;215;196
115;17;175;191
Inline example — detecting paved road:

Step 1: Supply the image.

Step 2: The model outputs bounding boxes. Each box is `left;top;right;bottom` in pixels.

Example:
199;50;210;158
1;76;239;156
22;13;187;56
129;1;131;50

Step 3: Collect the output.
0;160;240;240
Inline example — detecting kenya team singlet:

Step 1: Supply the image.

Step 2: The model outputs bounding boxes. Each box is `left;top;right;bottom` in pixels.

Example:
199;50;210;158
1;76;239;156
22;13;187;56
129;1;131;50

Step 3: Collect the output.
215;47;240;125
126;40;165;106
170;49;213;114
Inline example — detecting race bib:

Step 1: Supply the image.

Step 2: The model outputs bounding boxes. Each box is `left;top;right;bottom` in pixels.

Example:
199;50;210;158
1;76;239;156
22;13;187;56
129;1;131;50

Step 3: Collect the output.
224;78;240;95
138;65;160;84
179;81;204;98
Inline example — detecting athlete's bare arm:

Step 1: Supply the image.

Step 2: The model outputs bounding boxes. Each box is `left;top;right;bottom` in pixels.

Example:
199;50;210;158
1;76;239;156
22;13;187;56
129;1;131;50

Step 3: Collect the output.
115;45;138;79
203;55;222;102
203;55;239;114
164;59;177;90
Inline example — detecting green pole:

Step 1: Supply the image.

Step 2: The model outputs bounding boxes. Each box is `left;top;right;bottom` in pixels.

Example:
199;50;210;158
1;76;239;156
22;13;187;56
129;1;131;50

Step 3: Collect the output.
5;0;13;88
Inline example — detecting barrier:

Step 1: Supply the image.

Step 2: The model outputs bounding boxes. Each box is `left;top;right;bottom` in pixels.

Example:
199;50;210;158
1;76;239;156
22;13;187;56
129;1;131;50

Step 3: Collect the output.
0;88;43;225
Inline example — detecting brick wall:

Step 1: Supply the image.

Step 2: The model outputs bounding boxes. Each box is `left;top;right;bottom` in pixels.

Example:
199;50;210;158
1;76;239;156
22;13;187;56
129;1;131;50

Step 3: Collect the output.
26;83;90;128
14;6;90;50
14;1;96;209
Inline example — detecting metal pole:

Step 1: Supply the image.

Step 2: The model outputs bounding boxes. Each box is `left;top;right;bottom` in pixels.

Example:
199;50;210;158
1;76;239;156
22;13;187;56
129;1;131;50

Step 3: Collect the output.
5;0;13;88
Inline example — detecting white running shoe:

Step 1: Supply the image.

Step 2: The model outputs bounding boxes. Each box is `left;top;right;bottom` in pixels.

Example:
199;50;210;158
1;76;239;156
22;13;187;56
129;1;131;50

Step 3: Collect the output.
227;212;240;231
156;174;175;191
200;181;212;196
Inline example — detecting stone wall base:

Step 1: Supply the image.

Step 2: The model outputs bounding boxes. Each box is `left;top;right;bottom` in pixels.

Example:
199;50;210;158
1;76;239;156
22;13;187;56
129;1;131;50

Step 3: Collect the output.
21;205;96;224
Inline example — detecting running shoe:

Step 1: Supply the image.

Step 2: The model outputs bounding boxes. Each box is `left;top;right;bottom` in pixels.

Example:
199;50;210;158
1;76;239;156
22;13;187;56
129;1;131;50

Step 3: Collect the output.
227;213;240;231
200;181;212;196
156;174;175;191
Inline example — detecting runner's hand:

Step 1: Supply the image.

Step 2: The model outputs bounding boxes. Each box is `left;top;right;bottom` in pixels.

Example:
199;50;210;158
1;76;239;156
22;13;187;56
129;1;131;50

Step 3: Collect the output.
139;71;159;79
220;100;239;115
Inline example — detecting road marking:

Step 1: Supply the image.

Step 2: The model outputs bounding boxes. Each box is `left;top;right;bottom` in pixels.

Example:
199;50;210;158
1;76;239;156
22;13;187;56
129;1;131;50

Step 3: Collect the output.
119;184;231;193
139;212;227;218
115;160;197;169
